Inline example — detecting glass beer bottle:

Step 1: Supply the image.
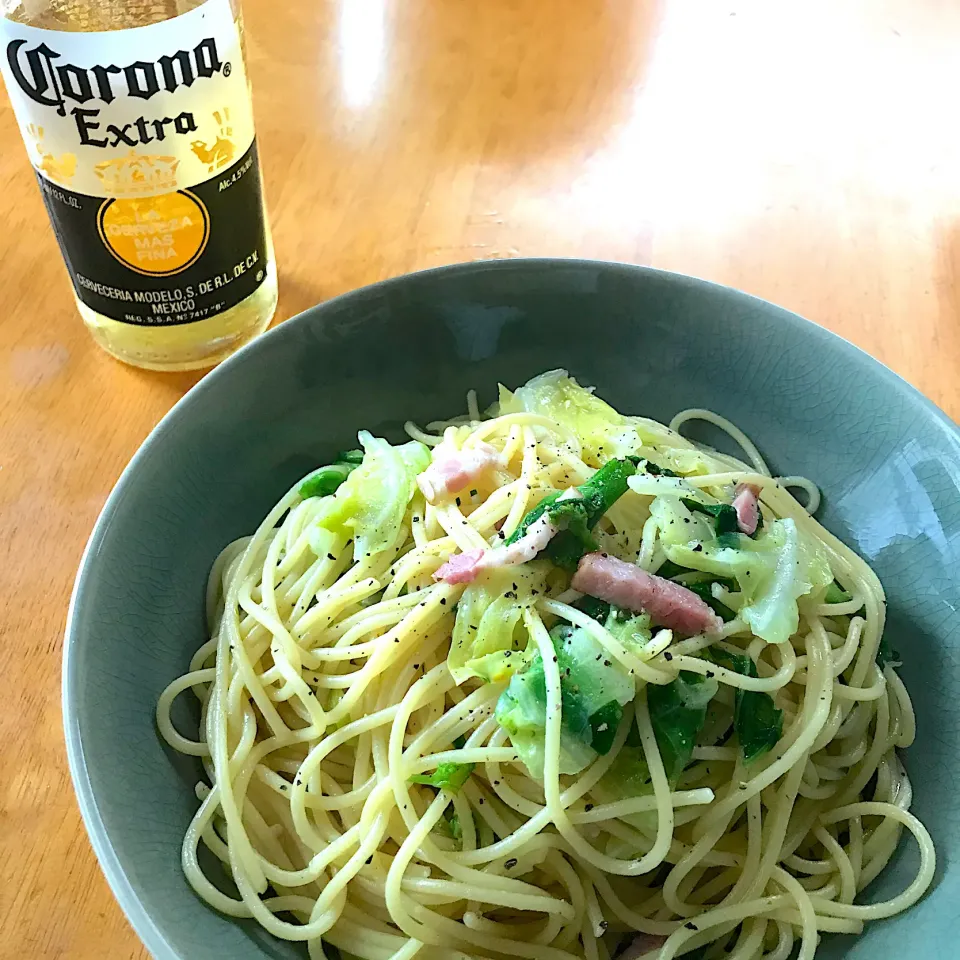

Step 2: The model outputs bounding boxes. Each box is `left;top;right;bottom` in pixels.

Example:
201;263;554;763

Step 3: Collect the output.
0;0;277;370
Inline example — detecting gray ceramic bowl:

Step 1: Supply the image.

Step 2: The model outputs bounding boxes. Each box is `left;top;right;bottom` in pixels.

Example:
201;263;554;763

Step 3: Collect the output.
65;259;960;959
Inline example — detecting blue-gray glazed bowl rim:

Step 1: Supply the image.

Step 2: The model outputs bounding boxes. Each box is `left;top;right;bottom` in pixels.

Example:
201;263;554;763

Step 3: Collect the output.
62;257;960;960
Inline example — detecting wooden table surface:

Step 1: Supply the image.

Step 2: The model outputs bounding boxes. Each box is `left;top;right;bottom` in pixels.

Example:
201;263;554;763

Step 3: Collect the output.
1;0;958;956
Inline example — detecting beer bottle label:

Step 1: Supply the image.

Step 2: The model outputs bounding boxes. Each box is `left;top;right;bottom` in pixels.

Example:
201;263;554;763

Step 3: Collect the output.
0;0;269;326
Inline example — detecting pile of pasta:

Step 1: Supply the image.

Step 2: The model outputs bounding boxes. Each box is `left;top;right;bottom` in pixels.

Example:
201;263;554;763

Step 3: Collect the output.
159;373;933;960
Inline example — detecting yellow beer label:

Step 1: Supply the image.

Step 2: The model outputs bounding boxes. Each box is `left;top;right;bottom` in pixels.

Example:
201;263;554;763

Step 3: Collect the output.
0;0;269;326
98;192;210;276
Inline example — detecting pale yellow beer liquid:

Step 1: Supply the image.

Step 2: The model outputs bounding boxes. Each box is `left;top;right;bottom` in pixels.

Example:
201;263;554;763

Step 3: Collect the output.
6;0;278;371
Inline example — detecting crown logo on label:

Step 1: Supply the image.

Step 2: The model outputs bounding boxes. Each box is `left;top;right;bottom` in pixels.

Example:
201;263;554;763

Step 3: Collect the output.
94;150;181;195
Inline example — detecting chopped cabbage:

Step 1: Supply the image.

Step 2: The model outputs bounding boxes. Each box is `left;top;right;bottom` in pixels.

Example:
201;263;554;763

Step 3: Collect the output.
495;620;639;778
495;655;598;777
498;369;653;466
447;563;549;683
604;607;653;654
648;494;716;546
552;623;636;714
314;431;430;561
663;515;832;644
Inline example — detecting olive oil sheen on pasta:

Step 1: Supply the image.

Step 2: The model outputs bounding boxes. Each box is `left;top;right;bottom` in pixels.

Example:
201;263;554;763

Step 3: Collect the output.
0;0;277;370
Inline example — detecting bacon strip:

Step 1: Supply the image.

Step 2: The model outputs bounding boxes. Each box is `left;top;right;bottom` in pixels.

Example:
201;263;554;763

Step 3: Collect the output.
572;553;722;635
433;549;485;585
417;441;503;503
732;482;761;536
433;514;558;585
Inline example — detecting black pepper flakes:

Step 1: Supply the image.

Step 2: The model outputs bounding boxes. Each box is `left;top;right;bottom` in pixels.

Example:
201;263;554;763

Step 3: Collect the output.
440;598;447;605
327;553;336;561
664;652;674;661
684;922;699;931
455;497;462;506
584;803;594;812
505;858;518;869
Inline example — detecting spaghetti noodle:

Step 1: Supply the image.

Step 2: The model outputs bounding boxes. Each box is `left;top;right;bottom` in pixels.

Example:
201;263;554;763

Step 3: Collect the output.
158;370;933;960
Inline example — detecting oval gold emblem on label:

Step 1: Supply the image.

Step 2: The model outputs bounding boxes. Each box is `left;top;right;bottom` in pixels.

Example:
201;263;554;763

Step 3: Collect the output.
97;190;210;277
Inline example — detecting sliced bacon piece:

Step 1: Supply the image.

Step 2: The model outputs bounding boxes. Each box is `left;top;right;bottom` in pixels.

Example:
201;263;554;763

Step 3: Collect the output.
618;933;669;959
482;513;557;568
417;441;503;503
433;515;559;585
732;482;761;536
433;548;485;584
572;553;722;636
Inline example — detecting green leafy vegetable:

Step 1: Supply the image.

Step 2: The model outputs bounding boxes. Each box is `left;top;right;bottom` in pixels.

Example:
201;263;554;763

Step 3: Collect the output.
498;370;653;467
299;463;355;499
654;559;694;581
496;654;598;777
495;621;637;777
647;671;718;783
663;516;832;645
578;457;641;523
681;497;740;537
649;495;716;547
643;461;679;478
410;762;475;793
686;581;737;623
876;634;901;669
446;810;462;843
299;449;369;499
593;671;720;831
588;701;622;755
447;563;548;683
825;581;853;604
313;432;430;561
603;605;653;653
709;647;783;763
556;624;636;707
595;742;653;805
573;595;611;622
504;491;561;546
507;457;641;571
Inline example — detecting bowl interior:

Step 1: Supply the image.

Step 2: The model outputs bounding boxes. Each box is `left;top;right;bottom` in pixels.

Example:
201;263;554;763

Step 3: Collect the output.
65;259;960;959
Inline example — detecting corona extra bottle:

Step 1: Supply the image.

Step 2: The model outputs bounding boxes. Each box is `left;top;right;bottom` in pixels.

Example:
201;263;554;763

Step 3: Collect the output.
0;0;277;370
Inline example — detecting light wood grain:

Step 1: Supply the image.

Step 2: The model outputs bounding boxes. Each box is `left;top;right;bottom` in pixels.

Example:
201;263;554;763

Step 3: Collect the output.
0;0;957;956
